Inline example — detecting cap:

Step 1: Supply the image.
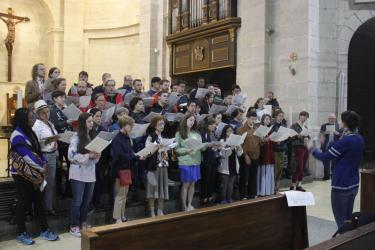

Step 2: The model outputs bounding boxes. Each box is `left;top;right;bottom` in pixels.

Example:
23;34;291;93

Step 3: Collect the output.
34;100;48;112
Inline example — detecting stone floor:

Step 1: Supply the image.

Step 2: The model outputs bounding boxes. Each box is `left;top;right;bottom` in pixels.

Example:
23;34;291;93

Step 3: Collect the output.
0;179;360;249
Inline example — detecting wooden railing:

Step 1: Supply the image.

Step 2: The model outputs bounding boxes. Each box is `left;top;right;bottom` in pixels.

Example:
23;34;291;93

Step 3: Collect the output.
81;195;308;250
169;0;237;34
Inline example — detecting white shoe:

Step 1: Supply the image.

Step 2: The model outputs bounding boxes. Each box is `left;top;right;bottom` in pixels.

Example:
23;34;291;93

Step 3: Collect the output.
150;210;156;217
157;209;164;216
69;226;81;238
115;219;122;224
187;205;195;211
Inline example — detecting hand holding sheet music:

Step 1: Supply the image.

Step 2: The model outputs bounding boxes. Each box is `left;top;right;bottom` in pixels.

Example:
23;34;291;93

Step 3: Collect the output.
135;143;159;158
185;138;206;150
79;96;91;108
143;112;160;123
209;104;227;114
97;131;119;141
195;88;209;99
253;125;272;138
85;136;112;154
268;127;298;142
58;131;76;144
224;132;247;146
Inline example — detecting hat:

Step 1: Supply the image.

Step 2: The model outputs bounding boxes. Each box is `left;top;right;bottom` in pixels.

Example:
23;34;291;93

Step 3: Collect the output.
34;100;48;112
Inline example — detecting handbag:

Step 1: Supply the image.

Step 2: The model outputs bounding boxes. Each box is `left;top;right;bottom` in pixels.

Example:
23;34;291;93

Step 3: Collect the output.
9;144;44;185
118;169;132;186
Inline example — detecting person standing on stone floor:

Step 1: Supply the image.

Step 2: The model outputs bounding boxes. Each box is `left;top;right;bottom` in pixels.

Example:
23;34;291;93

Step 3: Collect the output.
218;125;243;203
111;116;146;223
49;90;73;197
10;108;59;245
175;114;207;211
32;100;59;216
290;111;310;192
310;111;364;229
25;63;46;109
200;117;221;206
237;111;261;199
144;115;170;217
319;113;341;180
257;114;276;196
68;113;101;237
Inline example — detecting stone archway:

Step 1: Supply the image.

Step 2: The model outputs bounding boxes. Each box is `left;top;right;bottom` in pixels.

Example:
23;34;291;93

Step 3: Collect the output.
347;17;375;159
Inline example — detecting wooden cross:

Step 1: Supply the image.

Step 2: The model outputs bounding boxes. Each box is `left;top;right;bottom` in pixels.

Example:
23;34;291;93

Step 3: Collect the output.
0;8;30;82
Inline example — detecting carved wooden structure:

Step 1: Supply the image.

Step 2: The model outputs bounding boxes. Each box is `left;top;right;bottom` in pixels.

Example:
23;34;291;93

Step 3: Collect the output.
81;195;309;250
167;0;240;78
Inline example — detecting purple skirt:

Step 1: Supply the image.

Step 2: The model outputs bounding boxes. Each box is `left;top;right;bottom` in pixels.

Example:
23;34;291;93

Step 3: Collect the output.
179;165;201;182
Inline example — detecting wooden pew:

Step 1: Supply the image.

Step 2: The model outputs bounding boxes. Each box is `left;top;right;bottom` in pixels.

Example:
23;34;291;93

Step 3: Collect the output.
307;221;375;250
82;195;308;250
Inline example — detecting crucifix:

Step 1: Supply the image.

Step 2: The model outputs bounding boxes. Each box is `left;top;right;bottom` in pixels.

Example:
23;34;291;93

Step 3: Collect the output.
0;8;30;82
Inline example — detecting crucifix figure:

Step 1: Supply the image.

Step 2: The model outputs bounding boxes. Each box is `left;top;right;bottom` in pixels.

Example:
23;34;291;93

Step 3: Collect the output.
0;8;30;82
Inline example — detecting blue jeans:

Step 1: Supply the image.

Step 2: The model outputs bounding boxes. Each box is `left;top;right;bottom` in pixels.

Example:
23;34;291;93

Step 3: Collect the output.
70;179;95;227
331;188;358;229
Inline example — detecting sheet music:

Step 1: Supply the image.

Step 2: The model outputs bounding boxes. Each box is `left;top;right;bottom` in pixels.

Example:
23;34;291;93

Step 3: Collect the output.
253;125;272;138
135;143;159;157
143;112;161;123
79;95;91;108
195;88;209;99
102;106;116;123
62;104;82;121
196;114;208;124
326;125;335;134
225;132;248;146
300;128;310;137
209;104;227;114
129;123;150;138
85;136;112;153
232;94;247;106
168;93;180;107
165;112;185;122
97;131;119;141
160;138;177;151
226;105;241;115
264;105;273;115
66;96;79;106
124;93;133;105
143;97;153;108
57;131;76;144
283;191;315;207
269;126;298;142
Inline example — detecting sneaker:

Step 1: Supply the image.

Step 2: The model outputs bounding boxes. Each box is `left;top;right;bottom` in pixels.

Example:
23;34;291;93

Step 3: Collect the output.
296;186;306;192
69;226;81;238
40;230;59;241
17;232;35;245
187;205;195;211
157;209;164;216
121;216;128;222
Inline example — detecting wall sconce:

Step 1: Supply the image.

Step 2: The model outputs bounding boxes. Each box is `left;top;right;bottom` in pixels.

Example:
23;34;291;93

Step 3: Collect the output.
266;28;274;36
289;52;297;76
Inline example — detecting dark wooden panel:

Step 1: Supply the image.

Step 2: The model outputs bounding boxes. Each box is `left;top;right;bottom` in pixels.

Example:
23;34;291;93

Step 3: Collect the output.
361;169;375;214
82;195;308;250
307;221;375;250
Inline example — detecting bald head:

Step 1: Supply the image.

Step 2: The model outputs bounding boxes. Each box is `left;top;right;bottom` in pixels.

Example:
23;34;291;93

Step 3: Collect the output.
328;113;336;124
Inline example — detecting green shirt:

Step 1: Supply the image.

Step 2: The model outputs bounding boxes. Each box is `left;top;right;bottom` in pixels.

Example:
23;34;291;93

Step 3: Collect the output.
175;131;203;166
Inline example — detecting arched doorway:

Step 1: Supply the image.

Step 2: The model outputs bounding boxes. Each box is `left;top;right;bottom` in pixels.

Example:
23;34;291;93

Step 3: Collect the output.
348;17;375;160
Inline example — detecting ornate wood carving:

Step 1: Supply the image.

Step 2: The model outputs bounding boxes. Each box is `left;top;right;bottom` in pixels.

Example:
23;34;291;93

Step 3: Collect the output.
209;0;218;22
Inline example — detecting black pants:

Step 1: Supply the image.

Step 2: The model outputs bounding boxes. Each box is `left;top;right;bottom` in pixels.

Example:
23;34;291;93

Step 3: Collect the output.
13;175;48;234
57;142;71;196
239;158;258;199
200;162;218;200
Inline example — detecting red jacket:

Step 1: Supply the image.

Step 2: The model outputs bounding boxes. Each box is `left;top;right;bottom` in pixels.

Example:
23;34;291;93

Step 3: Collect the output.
260;140;275;165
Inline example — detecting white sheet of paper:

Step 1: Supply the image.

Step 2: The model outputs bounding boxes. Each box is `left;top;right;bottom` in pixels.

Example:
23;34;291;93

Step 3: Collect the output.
300;128;310;137
326;125;335;134
209;104;227;114
124;93;133;105
129;123;150;138
97;131;119;141
165;112;185;122
135;143;159;157
226;105;241;115
253;125;272;138
102;106;116;123
62;104;82;121
143;97;153;108
283;191;315;207
85;136;112;153
269;127;298;142
58;131;76;144
232;94;247;106
161;138;176;151
168;93;179;107
196;114;208;124
195;88;209;99
66;96;79;106
143;112;161;123
225;132;248;146
264;105;272;115
79;96;91;108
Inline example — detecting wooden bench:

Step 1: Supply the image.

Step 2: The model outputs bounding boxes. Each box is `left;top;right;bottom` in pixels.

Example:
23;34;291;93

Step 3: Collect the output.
307;221;375;250
82;195;308;250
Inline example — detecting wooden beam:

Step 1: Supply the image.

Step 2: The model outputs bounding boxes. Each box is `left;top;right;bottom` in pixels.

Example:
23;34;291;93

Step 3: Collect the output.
0;12;27;21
